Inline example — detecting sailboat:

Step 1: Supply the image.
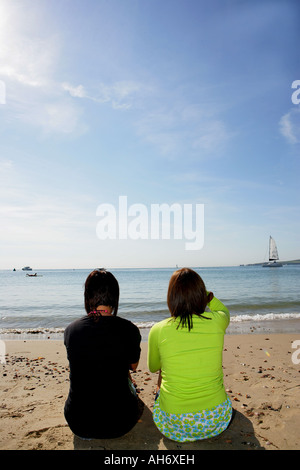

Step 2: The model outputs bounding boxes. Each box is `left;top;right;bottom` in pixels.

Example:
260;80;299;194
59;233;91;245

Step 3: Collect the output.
262;236;283;267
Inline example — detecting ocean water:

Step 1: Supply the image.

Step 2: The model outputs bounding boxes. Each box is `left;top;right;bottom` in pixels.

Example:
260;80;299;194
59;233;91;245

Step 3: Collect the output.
0;265;299;339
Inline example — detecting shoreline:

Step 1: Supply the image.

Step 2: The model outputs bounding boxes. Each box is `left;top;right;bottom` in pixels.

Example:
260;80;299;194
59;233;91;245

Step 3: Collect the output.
0;333;299;450
1;317;300;342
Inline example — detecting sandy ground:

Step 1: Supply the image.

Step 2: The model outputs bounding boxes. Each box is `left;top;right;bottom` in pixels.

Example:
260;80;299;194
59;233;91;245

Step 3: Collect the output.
0;333;299;451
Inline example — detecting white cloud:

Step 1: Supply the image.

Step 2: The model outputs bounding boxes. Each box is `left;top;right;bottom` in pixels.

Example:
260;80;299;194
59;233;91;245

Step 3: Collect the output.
0;2;58;89
0;2;89;136
279;108;300;144
94;80;151;109
62;83;87;98
110;81;143;101
62;80;148;110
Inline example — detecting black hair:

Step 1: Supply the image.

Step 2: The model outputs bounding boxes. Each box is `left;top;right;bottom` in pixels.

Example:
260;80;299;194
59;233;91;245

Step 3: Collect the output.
84;268;119;315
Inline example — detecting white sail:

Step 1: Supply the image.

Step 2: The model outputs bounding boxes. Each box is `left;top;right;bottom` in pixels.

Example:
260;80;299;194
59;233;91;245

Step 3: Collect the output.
269;236;279;261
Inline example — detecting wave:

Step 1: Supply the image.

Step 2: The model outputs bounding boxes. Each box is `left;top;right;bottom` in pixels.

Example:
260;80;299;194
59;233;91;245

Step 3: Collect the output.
230;312;300;322
135;312;300;327
1;312;300;338
0;327;65;336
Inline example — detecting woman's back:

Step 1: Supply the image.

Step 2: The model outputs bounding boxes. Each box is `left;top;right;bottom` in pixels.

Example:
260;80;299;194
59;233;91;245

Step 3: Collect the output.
64;315;141;438
147;268;233;442
64;269;142;440
148;297;229;414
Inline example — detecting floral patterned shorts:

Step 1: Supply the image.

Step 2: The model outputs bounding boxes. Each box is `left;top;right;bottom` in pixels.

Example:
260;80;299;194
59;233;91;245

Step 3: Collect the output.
152;393;232;442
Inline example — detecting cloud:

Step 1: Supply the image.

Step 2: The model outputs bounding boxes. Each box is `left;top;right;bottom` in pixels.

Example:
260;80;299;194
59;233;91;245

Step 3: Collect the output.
0;2;89;136
62;83;87;98
0;0;146;136
62;80;149;111
0;3;58;89
279;108;300;144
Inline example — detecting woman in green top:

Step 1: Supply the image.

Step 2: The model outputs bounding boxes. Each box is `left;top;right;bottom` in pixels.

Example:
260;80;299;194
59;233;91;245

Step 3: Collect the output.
147;268;233;442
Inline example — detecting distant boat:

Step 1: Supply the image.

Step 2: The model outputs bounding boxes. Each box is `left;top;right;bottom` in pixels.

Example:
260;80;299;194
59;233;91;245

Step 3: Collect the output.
262;236;283;268
22;266;32;271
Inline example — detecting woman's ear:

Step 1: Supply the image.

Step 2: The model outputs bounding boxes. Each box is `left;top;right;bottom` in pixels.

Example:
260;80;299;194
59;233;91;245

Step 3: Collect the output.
207;291;214;303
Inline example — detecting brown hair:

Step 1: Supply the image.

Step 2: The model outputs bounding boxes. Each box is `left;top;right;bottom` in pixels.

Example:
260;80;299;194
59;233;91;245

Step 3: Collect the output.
167;268;210;330
84;268;119;315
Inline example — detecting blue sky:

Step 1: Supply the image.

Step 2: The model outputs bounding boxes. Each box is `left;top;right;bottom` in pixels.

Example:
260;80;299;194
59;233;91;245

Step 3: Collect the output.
0;0;299;269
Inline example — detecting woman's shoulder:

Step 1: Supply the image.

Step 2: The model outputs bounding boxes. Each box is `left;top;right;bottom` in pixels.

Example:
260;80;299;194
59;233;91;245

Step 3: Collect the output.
65;315;89;331
149;317;173;334
64;315;91;343
114;315;141;334
114;316;132;325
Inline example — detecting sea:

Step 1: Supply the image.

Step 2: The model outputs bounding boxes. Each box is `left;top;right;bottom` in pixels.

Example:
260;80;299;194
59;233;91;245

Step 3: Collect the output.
0;265;300;341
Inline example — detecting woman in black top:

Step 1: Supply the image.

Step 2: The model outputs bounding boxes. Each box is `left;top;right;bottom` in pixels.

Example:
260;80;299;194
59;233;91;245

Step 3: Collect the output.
64;269;142;439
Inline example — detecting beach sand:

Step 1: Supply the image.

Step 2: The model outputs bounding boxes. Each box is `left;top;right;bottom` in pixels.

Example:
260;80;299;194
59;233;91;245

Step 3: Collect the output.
0;333;299;451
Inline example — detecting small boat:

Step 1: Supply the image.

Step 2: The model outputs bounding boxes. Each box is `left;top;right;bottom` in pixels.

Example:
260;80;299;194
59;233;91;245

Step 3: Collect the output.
22;266;32;271
262;236;283;267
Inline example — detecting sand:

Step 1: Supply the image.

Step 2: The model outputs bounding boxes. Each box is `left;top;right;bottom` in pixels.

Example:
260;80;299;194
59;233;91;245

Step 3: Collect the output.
0;333;299;451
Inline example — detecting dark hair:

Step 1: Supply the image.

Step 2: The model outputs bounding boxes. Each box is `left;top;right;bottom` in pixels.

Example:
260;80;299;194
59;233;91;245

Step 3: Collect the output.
167;268;210;331
84;269;119;315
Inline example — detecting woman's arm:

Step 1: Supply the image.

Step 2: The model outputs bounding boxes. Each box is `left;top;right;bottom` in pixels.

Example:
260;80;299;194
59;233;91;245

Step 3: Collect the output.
147;325;161;373
206;292;230;326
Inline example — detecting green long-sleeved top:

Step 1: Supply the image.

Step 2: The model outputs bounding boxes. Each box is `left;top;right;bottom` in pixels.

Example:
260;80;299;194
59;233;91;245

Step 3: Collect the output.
147;296;230;414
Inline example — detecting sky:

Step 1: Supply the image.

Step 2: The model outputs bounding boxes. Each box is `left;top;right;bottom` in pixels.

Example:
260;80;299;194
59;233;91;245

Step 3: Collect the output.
0;0;299;269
